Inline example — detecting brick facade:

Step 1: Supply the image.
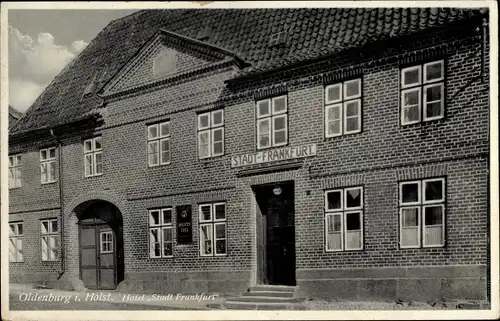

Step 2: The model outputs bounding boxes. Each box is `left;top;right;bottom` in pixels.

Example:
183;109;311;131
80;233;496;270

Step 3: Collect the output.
9;13;490;302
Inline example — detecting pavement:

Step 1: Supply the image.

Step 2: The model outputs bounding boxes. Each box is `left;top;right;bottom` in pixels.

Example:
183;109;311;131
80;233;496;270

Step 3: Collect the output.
8;283;224;310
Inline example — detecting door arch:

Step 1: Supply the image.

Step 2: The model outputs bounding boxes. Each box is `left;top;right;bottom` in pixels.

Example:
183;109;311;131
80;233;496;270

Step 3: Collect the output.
74;200;124;290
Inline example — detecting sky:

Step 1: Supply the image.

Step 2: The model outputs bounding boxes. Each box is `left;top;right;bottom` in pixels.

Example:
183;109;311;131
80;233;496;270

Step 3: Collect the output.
8;9;140;113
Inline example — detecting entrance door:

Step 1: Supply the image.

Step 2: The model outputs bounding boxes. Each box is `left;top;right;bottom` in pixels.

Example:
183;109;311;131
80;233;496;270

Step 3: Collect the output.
256;182;296;286
80;220;117;289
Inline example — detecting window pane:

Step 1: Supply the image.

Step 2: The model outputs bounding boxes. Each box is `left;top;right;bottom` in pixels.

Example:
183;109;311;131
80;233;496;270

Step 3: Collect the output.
198;131;210;158
213;128;223;142
426;84;442;102
160;139;170;163
94;137;102;150
259;135;270;148
346;117;359;132
274;130;286;145
41;150;47;160
401;227;419;247
9;224;15;236
326;84;341;103
41;163;47;182
257;100;270;117
213;142;223;156
163;227;172;241
150;228;160;257
49;148;56;159
326;191;342;210
9;239;16;262
148;141;159;166
16;155;22;165
200;225;213;255
326;214;342;232
148;125;158;139
426;102;442;119
198;113;210;129
49;162;56;181
425;225;443;246
200;205;212;221
328;120;341;136
42;236;48;261
327;104;341;121
95;152;103;174
403;89;420;106
84;140;92;152
41;221;49;234
403;106;420;123
346;230;361;249
402;183;419;203
85;154;93;176
345;101;359;117
274;115;286;131
425;61;443;82
17;223;23;235
425;180;443;202
346;212;361;230
9;156;14;167
272;96;287;114
326;215;342;250
149;211;160;226
402;66;421;86
344;79;361;98
402;208;419;227
212;110;224;126
215;204;225;220
160;122;170;137
258;119;270;134
345;188;361;208
215;223;226;239
51;220;58;233
425;206;443;225
162;209;172;224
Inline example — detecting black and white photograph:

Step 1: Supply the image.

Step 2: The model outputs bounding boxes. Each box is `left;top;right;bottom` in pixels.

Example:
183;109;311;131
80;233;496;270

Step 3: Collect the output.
1;1;498;320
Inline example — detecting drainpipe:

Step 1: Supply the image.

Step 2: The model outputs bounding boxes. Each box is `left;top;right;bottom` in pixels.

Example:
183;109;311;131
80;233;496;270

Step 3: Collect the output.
50;129;65;277
481;17;488;83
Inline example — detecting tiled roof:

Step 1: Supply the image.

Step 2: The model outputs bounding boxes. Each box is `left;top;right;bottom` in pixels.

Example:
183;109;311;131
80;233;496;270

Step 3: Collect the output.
10;8;487;136
8;105;22;130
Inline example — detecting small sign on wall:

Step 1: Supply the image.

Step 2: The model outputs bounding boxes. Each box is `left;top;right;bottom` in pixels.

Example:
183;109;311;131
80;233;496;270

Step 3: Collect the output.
176;205;192;244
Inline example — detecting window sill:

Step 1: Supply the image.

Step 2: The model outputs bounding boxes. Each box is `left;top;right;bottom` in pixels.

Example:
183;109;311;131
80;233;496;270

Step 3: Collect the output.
149;256;174;259
325;248;364;253
324;131;362;141
148;162;171;168
84;174;103;178
9;187;22;190
200;254;228;257
400;117;446;129
399;245;445;250
41;181;57;185
256;142;290;151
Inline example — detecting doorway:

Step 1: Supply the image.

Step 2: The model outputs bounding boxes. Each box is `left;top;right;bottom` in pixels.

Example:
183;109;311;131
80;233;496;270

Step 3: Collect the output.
255;182;296;286
78;201;124;290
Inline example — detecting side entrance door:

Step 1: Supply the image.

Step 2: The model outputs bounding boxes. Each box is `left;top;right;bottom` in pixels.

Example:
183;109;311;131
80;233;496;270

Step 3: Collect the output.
80;220;116;290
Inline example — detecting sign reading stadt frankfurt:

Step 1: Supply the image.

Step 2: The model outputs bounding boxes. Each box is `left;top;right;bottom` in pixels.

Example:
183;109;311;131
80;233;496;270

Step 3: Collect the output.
231;144;317;168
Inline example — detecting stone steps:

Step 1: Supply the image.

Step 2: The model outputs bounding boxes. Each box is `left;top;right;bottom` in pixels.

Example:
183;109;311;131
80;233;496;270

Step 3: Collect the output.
222;284;305;310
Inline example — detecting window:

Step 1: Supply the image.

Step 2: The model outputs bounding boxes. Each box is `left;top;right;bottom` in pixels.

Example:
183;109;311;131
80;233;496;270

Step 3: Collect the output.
9;222;23;262
40;147;56;184
100;231;113;253
9;154;22;188
149;208;173;258
147;121;171;166
269;31;287;47
399;178;446;248
84;137;103;177
256;96;288;149
325;78;362;137
199;203;226;256
198;110;224;159
41;219;59;261
401;60;445;125
324;187;364;251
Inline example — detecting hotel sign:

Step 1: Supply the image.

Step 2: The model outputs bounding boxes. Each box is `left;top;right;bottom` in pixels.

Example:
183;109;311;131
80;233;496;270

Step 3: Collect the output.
231;144;317;168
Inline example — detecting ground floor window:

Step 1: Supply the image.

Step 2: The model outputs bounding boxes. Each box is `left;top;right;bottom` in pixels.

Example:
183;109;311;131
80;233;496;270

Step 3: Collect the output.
399;178;446;248
9;222;23;262
149;208;173;258
41;218;59;261
324;187;364;251
199;202;227;256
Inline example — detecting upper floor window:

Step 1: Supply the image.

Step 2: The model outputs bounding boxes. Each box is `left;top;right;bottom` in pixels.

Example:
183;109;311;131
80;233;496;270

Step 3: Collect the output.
9;222;23;262
40;147;56;184
147;121;171;167
8;154;22;189
41;218;59;261
401;60;445;125
198;110;224;159
324;187;364;252
399;178;446;248
84;137;102;177
149;208;173;258
325;78;362;137
199;202;227;256
256;95;287;149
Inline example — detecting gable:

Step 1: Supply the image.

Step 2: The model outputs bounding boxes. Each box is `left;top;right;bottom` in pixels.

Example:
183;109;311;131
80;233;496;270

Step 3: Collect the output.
101;30;240;97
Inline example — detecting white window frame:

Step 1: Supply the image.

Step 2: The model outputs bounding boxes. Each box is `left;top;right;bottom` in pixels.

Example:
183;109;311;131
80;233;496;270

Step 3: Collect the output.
100;231;113;254
199;202;227;257
40;147;57;184
325;78;362;137
400;60;445;125
148;208;173;258
9;154;22;189
324;187;364;252
41;218;59;261
83;137;103;177
147;121;171;167
256;96;288;149
399;178;446;248
9;222;23;262
198;110;224;159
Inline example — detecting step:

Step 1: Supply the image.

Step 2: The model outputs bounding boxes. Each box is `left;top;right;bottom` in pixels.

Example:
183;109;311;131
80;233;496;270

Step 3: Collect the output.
223;301;306;310
249;285;296;293
226;296;300;303
243;291;294;298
